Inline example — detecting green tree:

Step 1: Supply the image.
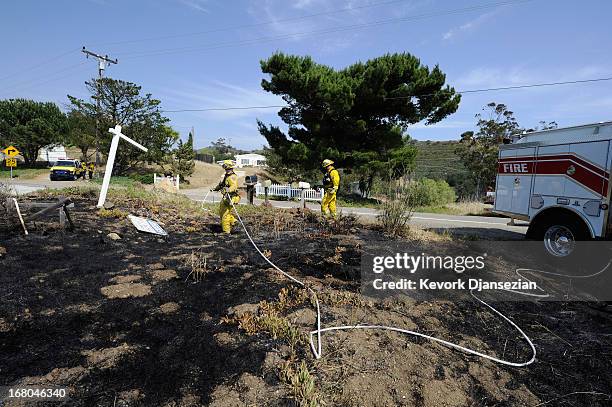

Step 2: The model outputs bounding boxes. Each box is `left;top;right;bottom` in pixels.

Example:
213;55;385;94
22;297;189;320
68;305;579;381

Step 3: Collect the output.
171;130;195;181
65;109;96;161
456;102;520;197
211;138;230;154
0;99;67;165
68;78;177;174
257;52;460;184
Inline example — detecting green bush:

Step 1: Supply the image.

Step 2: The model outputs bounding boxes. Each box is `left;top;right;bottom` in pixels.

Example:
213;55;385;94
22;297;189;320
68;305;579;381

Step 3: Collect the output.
129;173;154;184
409;178;456;207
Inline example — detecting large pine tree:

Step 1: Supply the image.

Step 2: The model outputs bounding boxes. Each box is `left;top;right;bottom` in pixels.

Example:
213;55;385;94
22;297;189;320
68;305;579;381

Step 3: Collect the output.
257;52;460;182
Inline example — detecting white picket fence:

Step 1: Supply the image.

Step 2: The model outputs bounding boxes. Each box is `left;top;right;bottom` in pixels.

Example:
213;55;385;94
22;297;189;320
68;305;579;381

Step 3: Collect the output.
255;184;322;201
153;173;180;191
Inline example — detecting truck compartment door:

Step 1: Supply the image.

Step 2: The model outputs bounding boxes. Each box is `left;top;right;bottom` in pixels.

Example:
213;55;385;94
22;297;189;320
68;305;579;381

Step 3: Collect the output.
496;147;535;216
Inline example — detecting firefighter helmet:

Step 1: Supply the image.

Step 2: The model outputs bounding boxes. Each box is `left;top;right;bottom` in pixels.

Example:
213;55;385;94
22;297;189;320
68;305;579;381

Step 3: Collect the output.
222;160;235;169
321;159;334;168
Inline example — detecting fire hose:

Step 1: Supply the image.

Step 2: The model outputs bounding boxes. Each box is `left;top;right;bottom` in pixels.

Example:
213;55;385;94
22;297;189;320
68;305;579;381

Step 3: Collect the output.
222;191;607;366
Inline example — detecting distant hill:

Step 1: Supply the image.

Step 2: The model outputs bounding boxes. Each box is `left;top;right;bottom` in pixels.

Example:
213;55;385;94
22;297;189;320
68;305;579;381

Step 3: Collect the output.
411;140;475;198
412;140;467;179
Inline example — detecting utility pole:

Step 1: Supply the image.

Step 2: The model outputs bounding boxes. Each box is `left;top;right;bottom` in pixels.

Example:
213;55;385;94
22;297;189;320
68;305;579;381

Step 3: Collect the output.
81;46;118;177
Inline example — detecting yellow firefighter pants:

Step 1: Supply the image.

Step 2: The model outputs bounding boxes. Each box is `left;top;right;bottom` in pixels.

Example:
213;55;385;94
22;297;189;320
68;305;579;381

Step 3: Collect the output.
321;190;337;218
219;195;240;233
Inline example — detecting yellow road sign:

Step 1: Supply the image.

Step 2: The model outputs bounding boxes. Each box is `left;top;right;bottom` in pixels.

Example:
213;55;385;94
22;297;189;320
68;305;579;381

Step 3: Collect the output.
5;158;17;167
2;145;20;158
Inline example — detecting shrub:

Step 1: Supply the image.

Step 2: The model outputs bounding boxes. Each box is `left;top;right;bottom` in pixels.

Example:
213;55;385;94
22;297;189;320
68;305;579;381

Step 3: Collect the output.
377;181;417;237
129;173;154;184
409;178;456;207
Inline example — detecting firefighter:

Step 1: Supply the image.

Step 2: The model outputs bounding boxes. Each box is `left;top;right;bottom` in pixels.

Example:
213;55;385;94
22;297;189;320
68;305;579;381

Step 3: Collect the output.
88;162;95;179
80;161;87;179
321;159;340;218
212;160;240;234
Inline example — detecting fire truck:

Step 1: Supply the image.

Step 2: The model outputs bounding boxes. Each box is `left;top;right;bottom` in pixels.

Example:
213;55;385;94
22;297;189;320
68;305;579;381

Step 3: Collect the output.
493;121;612;257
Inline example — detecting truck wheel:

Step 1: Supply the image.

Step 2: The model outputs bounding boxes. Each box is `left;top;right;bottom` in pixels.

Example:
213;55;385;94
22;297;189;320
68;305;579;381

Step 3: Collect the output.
72;174;78;181
539;214;588;258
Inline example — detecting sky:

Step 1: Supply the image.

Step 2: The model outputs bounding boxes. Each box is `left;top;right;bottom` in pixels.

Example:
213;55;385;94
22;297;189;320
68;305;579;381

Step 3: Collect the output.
1;0;611;150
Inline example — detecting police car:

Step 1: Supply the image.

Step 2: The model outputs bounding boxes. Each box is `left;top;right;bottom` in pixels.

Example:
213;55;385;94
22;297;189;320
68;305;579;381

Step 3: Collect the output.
49;159;85;181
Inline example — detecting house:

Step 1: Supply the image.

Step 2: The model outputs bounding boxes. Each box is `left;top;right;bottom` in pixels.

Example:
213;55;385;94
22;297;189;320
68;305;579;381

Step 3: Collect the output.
38;145;67;164
234;153;266;168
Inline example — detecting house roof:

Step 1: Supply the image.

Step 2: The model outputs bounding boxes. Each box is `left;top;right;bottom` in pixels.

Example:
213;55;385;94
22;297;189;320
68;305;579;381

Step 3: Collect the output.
235;153;266;159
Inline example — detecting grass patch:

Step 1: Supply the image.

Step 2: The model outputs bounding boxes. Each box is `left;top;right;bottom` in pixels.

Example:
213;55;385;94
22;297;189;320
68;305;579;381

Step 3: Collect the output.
97;208;128;219
282;361;320;407
0;168;48;179
414;201;494;216
89;176;139;187
31;183;204;216
336;195;379;208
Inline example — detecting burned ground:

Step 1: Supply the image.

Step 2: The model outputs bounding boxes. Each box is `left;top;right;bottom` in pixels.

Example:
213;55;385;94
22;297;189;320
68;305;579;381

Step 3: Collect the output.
0;189;611;406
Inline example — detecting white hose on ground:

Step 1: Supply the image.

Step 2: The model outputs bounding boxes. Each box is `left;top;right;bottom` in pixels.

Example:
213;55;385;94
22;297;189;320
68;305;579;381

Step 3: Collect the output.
224;194;611;367
202;189;211;203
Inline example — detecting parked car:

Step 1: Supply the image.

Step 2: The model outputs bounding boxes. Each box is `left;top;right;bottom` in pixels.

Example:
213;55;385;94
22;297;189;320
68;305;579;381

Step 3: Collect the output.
49;159;85;181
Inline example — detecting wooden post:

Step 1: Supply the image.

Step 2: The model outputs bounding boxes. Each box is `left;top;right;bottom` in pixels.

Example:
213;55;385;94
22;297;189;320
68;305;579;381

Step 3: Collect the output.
59;208;66;228
301;188;306;209
13;198;28;235
264;187;269;205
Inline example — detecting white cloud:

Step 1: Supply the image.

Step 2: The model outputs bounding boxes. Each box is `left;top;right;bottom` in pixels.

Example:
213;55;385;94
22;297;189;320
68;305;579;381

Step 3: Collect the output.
453;66;533;89
178;0;209;13
453;63;612;91
293;0;320;10
246;0;368;45
442;11;497;41
156;79;284;120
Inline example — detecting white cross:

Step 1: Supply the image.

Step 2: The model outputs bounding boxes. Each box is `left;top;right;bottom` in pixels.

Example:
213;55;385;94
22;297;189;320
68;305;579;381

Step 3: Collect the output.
97;124;149;208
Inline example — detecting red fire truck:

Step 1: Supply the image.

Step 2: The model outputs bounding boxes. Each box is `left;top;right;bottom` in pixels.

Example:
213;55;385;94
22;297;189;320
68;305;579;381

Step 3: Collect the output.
493;121;612;257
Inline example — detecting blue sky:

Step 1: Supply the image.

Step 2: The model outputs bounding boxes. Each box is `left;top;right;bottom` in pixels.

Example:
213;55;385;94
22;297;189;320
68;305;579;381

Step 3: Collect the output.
1;0;611;150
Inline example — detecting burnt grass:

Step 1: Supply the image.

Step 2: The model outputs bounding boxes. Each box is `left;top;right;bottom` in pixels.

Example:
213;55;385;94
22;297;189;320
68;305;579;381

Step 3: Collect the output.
0;192;611;406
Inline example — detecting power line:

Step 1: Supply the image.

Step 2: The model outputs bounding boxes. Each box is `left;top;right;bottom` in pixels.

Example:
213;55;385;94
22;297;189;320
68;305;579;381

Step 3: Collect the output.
0;61;89;94
95;0;414;47
163;105;286;113
0;48;80;83
120;0;534;59
384;77;612;100
161;75;612;113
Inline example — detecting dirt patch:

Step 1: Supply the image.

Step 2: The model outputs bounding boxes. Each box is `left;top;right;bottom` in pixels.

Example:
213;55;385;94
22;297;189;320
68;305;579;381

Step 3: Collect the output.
109;274;142;284
117;389;144;405
0;317;12;332
17;366;89;387
100;283;152;299
158;302;180;314
81;343;139;369
149;269;179;282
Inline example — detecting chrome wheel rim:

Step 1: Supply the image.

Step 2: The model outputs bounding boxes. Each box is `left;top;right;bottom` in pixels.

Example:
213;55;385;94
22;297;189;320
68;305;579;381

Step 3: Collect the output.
544;225;575;257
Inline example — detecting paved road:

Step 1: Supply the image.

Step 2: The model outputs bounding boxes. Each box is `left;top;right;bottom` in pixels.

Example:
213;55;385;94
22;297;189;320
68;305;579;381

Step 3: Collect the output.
2;178;84;195
182;188;528;239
